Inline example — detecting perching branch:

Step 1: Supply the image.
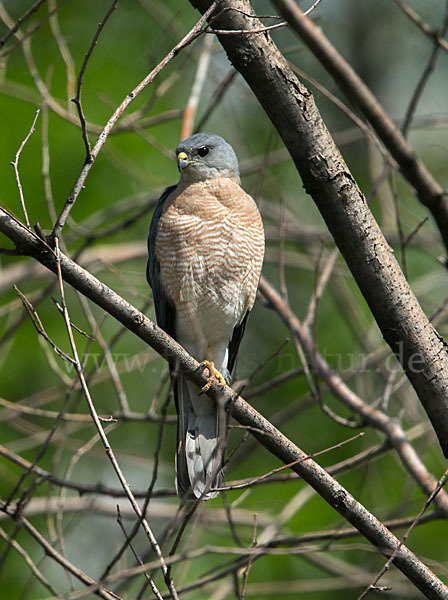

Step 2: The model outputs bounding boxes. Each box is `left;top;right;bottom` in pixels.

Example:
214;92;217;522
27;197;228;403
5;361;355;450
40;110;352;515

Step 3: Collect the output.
1;209;447;599
189;0;448;458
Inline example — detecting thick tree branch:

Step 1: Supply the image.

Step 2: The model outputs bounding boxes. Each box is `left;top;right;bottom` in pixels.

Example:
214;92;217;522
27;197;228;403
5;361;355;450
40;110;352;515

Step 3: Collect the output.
1;210;447;599
272;0;448;251
188;0;448;458
258;276;448;514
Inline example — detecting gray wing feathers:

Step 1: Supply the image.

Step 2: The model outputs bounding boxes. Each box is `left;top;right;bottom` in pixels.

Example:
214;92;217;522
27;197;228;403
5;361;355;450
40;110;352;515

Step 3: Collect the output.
147;185;177;338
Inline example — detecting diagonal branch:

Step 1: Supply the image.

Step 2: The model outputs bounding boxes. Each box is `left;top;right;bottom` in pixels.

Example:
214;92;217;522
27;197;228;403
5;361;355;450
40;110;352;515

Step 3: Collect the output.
53;238;177;600
271;0;448;251
1;209;447;599
0;0;47;49
71;0;118;160
0;502;120;600
189;0;448;459
49;2;217;242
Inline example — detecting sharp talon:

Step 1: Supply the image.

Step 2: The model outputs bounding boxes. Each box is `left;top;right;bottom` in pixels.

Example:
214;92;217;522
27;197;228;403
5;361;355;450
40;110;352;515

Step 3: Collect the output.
201;380;212;393
199;360;226;393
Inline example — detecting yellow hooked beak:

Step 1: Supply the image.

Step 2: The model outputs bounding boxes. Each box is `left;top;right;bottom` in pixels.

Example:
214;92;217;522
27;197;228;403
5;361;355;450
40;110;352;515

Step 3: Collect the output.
177;151;189;171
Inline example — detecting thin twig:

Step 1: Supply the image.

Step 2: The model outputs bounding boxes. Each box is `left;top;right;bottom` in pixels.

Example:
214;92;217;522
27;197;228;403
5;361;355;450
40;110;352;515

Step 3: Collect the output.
357;467;448;600
10;109;40;229
303;0;323;17
304;247;339;328
72;0;118;160
41;94;57;224
50;2;218;241
13;285;75;365
205;22;286;35
100;389;173;581
77;295;130;413
219;433;364;492
0;0;47;49
0;504;120;599
393;0;448;54
116;507;164;600
0;0;71;58
48;0;76;112
240;514;258;599
195;68;238;131
401;7;448;137
0;443;174;498
53;238;178;600
0;525;57;594
181;33;213;140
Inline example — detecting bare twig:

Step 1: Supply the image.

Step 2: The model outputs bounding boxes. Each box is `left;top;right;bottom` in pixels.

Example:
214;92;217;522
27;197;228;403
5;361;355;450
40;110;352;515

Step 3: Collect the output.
0;443;174;498
0;503;120;600
303;247;339;328
393;0;448;54
50;2;217;241
357;467;448;600
401;8;448;137
41;96;57;223
220;433;364;492
77;295;130;413
181;33;213;139
240;514;258;599
10;109;40;229
72;0;118;160
303;0;323;17
0;525;57;595
0;0;47;49
51;238;178;599
195;67;237;131
14;285;75;365
116;507;164;600
48;0;76;111
0;0;71;58
100;389;173;581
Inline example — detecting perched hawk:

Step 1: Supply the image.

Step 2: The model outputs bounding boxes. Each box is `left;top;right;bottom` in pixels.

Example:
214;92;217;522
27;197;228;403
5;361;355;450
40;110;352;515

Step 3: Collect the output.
147;133;264;500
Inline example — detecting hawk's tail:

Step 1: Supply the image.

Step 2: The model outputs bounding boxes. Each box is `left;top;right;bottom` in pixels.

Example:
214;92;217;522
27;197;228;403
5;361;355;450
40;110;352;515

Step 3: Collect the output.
174;375;224;500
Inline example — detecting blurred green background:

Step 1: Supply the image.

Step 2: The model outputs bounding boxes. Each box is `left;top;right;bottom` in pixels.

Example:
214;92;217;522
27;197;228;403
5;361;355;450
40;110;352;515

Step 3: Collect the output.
1;1;448;598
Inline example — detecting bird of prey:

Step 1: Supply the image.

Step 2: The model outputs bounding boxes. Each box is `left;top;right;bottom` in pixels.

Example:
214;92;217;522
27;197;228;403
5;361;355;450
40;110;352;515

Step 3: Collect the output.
147;133;264;500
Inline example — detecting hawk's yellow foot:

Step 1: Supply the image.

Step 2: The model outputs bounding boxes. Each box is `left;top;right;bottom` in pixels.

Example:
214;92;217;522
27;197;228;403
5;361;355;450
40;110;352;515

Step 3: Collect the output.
198;360;226;393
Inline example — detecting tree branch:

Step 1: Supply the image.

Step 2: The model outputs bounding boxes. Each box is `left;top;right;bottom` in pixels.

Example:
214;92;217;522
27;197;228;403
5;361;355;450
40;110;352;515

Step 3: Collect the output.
1;209;447;599
188;0;448;458
272;0;448;251
49;2;217;241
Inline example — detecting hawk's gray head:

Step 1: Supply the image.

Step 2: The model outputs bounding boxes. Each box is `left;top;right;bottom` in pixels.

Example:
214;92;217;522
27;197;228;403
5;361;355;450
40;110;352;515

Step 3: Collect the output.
175;133;240;183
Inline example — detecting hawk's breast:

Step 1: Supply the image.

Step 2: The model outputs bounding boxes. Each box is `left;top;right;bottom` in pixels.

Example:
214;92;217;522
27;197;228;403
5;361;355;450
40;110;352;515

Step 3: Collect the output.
155;178;264;346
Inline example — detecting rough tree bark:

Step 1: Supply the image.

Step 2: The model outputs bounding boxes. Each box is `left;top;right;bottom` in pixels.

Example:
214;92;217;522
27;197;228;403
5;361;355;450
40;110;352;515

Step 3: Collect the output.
189;0;448;457
273;0;448;252
1;209;447;599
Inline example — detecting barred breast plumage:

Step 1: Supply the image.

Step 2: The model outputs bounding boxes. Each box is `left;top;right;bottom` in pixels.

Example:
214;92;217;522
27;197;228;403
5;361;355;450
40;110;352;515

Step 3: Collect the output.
155;178;264;352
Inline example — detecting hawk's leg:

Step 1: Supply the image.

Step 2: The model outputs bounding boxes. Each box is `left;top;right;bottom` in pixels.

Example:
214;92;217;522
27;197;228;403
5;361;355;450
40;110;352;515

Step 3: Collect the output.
198;360;226;393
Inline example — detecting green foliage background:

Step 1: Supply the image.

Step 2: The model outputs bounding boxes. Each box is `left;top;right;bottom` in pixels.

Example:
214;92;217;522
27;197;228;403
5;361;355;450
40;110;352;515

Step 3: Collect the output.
0;1;448;598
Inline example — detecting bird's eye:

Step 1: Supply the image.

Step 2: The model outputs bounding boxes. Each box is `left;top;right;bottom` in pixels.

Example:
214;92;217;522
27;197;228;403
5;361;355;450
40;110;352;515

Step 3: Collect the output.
197;146;209;157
